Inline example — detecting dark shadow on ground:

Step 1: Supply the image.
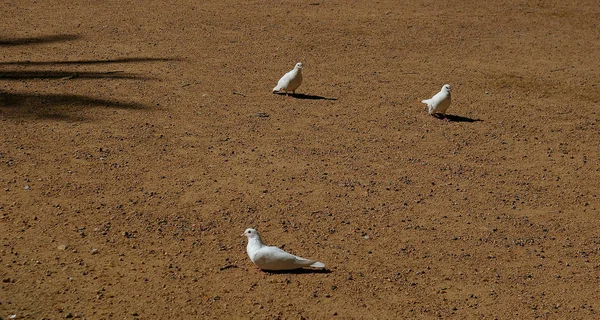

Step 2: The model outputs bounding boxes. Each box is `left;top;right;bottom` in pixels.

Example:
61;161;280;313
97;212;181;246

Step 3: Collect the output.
444;114;483;122
274;92;337;100
0;34;178;120
0;57;179;66
0;90;146;120
0;34;80;46
0;70;147;80
264;268;332;275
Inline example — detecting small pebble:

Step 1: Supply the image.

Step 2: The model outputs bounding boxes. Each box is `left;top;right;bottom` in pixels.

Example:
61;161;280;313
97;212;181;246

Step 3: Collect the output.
57;244;67;251
90;248;99;255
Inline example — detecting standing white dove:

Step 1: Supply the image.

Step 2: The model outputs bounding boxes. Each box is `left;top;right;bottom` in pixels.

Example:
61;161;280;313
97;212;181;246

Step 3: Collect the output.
421;84;452;120
243;228;325;271
272;62;303;95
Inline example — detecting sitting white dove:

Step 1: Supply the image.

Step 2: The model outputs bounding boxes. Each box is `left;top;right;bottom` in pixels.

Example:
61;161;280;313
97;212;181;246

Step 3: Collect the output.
421;84;452;119
243;228;325;271
272;62;303;95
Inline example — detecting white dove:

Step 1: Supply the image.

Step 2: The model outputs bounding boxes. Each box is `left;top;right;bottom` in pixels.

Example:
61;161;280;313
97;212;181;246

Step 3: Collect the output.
272;62;303;95
421;84;452;119
243;228;325;271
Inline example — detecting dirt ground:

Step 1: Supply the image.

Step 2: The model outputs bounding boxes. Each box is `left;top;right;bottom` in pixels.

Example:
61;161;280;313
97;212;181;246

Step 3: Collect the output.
1;0;600;318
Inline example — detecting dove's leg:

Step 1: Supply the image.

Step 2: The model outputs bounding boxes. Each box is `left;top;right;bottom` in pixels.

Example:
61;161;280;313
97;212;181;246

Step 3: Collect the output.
432;113;449;121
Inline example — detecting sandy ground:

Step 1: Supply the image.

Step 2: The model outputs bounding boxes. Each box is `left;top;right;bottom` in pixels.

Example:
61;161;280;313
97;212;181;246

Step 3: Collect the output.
1;0;600;318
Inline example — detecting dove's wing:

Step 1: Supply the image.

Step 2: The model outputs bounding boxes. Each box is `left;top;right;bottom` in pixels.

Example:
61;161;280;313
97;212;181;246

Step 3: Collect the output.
273;74;289;91
422;90;450;115
273;69;302;93
431;91;450;114
253;246;324;270
286;70;302;92
273;70;294;92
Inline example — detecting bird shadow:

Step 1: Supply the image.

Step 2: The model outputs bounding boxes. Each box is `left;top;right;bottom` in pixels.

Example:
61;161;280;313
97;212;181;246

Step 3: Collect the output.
274;92;337;100
441;114;483;123
264;268;332;275
0;34;80;46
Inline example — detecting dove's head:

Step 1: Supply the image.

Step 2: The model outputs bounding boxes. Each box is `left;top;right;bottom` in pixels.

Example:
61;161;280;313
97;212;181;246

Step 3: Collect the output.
243;228;261;241
442;84;451;92
295;62;303;69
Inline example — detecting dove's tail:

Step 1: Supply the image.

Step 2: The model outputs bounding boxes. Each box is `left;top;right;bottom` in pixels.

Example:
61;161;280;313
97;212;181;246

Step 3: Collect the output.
309;261;325;269
421;99;435;114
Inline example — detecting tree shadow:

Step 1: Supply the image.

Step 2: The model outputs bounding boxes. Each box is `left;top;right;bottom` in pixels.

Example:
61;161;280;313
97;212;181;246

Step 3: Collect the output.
274;92;337;100
0;34;179;120
0;90;147;120
264;268;332;275
0;34;80;46
444;114;483;122
0;70;147;80
0;57;178;66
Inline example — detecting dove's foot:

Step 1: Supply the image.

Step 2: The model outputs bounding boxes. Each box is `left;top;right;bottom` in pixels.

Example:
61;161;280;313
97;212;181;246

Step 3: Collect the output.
431;113;448;121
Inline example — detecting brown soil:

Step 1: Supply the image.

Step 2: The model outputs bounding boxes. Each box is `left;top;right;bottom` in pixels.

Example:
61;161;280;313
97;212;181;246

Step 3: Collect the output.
1;0;600;319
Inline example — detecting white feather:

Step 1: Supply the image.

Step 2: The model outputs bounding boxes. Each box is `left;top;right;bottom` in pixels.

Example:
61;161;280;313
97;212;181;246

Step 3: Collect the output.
243;228;325;271
421;84;452;116
273;62;303;94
